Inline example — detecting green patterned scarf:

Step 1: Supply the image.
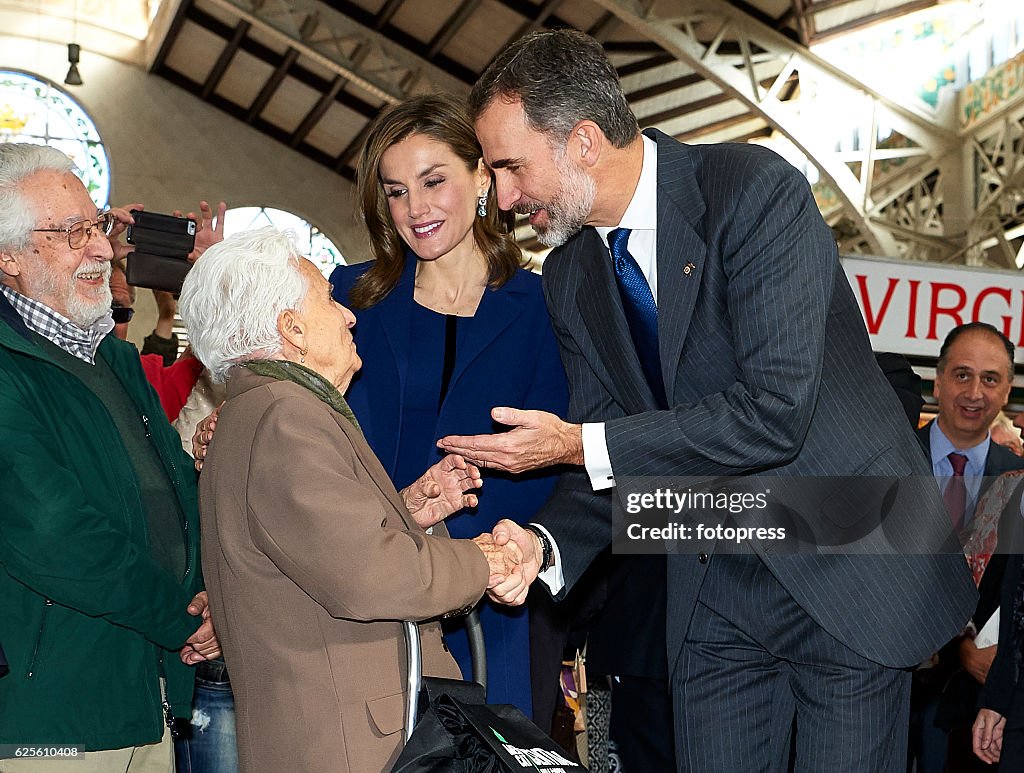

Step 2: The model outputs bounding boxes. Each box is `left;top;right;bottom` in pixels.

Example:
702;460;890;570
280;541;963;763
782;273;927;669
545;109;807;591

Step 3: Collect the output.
242;359;361;430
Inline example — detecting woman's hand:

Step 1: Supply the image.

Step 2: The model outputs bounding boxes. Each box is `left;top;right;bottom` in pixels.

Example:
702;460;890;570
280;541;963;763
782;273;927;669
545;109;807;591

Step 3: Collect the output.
402;454;482;529
472;533;523;582
191;403;223;471
180;591;222;664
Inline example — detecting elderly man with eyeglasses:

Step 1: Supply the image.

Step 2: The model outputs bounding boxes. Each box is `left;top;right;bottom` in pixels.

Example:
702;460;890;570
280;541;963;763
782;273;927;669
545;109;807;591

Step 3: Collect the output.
0;143;219;773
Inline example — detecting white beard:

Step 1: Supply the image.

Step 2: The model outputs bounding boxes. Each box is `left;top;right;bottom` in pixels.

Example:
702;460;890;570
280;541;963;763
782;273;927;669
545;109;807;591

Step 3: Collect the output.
533;151;596;248
30;257;112;328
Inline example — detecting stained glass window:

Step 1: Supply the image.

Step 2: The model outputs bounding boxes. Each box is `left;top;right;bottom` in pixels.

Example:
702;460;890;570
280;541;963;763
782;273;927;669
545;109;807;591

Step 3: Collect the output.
0;70;110;208
223;206;345;276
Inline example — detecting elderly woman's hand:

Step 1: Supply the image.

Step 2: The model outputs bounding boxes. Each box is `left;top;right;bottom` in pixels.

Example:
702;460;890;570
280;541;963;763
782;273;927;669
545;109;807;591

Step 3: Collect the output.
471;533;523;582
192;403;223;471
402;454;483;529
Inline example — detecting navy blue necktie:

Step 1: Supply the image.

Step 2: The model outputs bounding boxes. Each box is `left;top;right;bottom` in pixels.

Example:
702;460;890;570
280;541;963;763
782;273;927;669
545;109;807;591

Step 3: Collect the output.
608;228;667;409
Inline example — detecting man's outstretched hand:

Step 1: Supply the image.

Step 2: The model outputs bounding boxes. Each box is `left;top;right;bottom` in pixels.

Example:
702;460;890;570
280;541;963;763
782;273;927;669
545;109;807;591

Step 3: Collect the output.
437;408;583;473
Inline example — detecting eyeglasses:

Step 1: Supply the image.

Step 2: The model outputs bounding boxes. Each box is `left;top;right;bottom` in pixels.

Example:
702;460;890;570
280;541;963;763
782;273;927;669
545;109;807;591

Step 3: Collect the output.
33;212;116;250
111;304;135;324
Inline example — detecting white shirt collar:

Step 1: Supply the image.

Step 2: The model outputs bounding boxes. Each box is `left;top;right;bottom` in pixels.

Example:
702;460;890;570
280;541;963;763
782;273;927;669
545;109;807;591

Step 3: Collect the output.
596;134;658;237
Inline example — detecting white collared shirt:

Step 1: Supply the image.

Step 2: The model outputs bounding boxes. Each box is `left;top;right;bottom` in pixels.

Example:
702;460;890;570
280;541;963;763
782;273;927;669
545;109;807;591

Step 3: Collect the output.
1;286;113;364
534;136;658;594
581;134;658;491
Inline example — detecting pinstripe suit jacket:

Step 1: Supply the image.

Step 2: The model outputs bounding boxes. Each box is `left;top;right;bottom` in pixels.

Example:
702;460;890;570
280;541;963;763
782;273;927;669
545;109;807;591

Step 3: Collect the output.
538;129;977;671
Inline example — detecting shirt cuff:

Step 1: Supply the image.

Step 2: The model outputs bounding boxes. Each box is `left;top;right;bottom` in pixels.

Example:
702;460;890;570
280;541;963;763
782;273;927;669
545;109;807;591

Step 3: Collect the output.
530;523;565;595
582;422;614;490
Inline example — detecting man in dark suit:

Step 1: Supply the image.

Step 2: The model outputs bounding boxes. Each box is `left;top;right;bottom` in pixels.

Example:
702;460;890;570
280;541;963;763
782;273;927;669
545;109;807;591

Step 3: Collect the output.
910;323;1024;772
438;29;977;772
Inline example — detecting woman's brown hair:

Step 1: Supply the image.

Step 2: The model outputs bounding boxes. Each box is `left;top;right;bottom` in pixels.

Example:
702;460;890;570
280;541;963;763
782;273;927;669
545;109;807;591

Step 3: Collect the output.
349;93;521;309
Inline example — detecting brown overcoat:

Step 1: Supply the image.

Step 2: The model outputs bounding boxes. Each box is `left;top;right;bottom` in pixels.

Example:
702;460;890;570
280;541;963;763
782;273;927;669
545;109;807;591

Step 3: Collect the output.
199;367;489;772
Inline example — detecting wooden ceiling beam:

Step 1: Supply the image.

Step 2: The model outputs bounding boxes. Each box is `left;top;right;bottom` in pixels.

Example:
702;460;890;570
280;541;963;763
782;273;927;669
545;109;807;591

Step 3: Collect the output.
323;0;477;84
627;73;703;103
645;74;797;131
246;47;300;123
290;75;345;147
510;0;566;39
674;112;760;141
150;0;193;73
616;53;677;78
202;19;250;100
373;0;405;30
187;4;380;119
335;122;373;175
428;0;483;59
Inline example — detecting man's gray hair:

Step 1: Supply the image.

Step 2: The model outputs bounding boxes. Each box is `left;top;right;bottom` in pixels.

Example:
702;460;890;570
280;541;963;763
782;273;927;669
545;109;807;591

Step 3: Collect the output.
178;226;309;382
467;29;639;148
0;144;77;251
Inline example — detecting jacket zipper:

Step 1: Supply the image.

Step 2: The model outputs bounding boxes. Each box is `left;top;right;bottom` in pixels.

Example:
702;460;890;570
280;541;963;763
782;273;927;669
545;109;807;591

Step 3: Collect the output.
141;413;193;584
26;599;53;678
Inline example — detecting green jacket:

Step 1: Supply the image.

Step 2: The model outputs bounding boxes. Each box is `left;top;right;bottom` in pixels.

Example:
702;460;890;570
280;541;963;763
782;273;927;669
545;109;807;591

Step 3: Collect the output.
0;301;202;750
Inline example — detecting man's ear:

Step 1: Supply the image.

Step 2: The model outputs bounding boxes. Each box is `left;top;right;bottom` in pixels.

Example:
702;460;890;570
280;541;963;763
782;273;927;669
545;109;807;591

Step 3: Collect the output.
572;121;603;169
277;307;306;354
0;250;22;279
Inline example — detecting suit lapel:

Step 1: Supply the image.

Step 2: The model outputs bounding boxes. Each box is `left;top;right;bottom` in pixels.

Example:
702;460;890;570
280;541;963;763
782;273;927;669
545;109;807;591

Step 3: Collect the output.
648;130;708;406
575;228;656;413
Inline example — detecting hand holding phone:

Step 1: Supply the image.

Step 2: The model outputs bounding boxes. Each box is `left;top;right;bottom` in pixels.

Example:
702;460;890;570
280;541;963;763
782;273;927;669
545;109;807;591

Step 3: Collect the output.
125;210;197;293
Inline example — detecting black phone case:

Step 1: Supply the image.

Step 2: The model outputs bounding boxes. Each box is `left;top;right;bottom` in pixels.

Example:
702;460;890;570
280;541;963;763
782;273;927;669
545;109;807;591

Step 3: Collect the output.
125;252;191;294
126;210;196;259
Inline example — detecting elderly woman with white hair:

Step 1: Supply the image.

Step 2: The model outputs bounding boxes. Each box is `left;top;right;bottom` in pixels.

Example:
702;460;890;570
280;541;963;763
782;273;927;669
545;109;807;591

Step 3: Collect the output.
177;226;518;773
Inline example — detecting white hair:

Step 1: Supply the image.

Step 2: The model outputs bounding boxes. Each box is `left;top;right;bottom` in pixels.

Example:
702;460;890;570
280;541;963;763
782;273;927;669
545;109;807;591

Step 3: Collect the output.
178;226;308;382
0;144;77;251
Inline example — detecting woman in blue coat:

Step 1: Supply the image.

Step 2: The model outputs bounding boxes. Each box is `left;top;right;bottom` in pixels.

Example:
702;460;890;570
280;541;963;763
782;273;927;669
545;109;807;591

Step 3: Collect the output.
329;95;568;717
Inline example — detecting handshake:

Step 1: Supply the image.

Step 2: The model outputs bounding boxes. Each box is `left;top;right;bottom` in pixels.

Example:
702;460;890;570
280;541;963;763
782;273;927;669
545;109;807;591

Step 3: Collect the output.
470;520;545;607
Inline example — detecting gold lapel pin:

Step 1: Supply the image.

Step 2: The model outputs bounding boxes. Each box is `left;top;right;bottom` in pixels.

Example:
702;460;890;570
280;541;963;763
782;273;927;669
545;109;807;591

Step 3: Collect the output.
683;262;696;276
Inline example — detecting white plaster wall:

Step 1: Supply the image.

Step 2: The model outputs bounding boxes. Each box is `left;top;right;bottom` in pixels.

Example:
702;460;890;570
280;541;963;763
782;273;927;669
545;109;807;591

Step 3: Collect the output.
0;34;372;345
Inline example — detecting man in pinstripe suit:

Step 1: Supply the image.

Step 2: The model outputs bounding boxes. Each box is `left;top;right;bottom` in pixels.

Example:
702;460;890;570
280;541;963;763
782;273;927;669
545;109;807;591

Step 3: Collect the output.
439;29;977;772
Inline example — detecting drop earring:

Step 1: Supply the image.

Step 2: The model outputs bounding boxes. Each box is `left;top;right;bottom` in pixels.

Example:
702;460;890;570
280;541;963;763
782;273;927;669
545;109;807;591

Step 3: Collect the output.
299;347;307;364
477;194;488;218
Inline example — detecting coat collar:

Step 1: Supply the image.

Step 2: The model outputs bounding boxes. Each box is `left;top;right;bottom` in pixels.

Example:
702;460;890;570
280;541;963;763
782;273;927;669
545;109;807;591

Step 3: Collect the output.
225;365;417;529
376;252;528;408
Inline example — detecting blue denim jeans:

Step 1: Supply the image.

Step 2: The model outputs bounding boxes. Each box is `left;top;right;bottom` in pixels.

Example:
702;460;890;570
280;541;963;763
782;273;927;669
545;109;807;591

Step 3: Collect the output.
174;659;238;773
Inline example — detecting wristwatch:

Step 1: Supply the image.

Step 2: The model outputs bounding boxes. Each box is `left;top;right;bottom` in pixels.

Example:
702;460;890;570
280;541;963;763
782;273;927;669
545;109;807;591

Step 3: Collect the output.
523;524;554;571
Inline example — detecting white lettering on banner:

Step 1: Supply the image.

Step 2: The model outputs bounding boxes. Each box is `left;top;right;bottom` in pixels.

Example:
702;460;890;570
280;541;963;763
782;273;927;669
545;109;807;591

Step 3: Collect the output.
840;256;1024;362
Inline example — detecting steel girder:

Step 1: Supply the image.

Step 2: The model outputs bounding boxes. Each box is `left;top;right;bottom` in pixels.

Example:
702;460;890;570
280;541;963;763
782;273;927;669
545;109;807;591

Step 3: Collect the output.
202;0;469;104
960;102;1024;268
588;0;964;259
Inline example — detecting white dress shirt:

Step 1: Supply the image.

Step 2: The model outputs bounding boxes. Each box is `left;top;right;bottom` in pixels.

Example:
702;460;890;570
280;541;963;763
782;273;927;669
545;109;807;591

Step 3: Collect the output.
534;135;658;593
582;133;659;491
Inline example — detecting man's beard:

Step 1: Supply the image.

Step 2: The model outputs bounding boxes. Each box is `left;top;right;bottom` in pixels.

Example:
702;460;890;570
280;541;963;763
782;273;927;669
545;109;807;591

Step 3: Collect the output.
32;258;112;328
530;151;596;248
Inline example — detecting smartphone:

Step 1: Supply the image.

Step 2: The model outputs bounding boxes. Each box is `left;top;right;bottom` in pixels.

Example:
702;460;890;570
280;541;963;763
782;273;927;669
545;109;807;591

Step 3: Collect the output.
125;210;197;293
126;210;196;258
